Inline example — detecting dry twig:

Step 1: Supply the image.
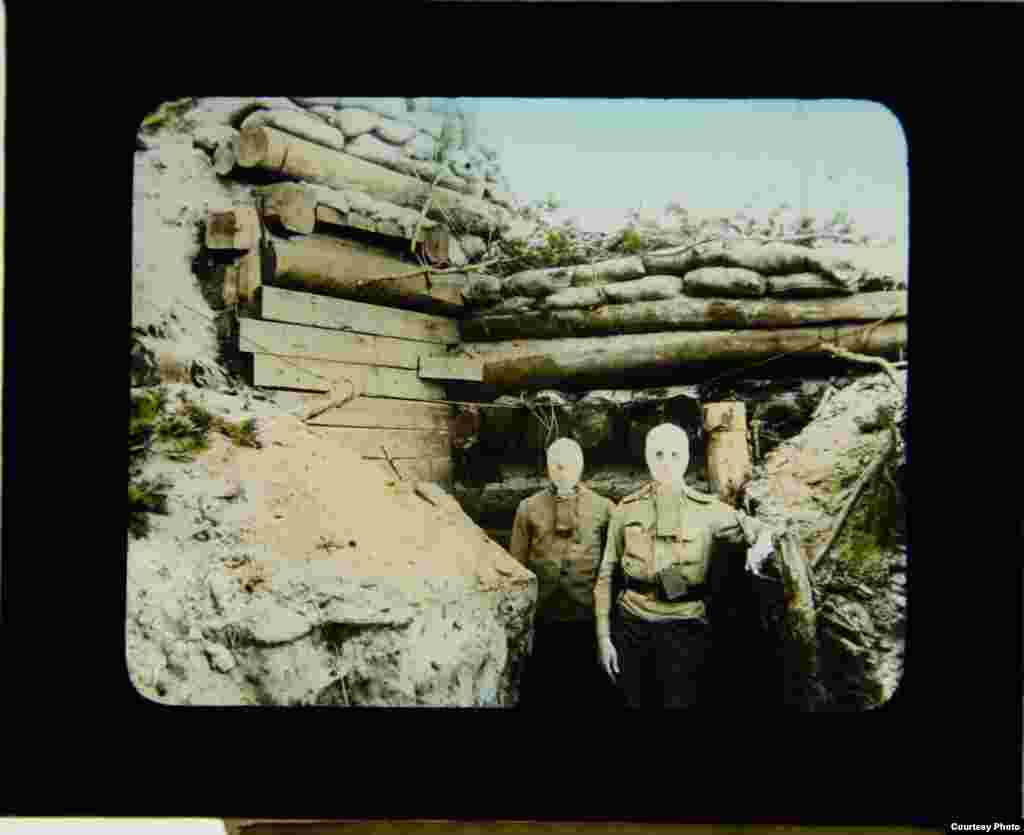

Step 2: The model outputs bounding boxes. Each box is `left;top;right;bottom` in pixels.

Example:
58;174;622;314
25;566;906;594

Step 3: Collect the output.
821;343;904;393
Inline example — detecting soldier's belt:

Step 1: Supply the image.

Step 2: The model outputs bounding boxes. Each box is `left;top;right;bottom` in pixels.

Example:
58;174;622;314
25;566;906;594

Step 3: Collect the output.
624;576;708;604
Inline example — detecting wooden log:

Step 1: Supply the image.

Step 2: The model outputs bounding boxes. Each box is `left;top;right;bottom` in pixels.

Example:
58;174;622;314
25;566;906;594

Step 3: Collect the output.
703;402;752;507
418;356;485;383
314;427;451;459
252;354;446;399
237;318;448;370
683;267;767;298
241;108;347;153
206;207;260;250
266;234;462;316
775;527;823;711
460;291;907;341
467;321;908;389
256;183;317;234
274;393;453;430
259;286;459;344
237;126;510;237
767;273;854;298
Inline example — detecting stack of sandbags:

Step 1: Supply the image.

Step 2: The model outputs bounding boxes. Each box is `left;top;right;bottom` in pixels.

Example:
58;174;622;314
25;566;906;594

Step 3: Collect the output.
187;96;528;241
460;240;908;387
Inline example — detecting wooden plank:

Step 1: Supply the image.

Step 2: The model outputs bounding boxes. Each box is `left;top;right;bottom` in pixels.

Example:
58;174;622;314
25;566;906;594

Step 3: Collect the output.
418;356;485;383
238;319;447;370
253;354;447;399
260;285;459;345
298;395;453;430
315;427;451;459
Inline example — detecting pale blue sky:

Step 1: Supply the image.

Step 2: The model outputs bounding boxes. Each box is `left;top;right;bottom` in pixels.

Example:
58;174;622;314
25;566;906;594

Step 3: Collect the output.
471;98;908;242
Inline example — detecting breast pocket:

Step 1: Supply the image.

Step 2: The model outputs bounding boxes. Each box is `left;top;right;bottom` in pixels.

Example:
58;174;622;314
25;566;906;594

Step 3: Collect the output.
672;531;706;585
623;524;655;582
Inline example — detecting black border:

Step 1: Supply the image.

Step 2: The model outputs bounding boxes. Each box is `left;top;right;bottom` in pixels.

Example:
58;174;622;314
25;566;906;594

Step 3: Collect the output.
3;1;1022;827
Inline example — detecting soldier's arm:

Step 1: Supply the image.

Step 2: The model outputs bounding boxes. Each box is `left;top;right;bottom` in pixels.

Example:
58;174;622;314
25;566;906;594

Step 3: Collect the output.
509;500;532;567
712;503;773;546
594;505;624;642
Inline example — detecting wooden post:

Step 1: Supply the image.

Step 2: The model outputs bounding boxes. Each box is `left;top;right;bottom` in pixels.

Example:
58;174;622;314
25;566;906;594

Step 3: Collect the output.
702;402;752;507
776;526;823;711
206;207;260;250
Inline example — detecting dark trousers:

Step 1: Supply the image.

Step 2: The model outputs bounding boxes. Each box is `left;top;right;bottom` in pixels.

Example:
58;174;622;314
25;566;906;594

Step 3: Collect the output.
519;621;624;710
611;610;714;710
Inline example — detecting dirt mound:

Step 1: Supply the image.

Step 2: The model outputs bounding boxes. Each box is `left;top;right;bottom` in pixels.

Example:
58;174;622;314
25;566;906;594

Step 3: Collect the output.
126;385;535;707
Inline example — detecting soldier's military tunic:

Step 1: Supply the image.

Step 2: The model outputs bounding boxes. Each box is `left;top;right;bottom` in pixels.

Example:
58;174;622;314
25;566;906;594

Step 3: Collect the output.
510;483;620;709
594;481;769;709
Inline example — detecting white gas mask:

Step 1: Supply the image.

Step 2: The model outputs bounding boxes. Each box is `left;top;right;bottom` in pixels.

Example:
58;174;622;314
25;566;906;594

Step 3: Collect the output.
547;438;584;497
645;423;690;494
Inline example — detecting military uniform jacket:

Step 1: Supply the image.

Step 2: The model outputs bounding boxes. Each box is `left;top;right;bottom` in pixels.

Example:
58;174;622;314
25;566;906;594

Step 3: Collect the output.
594;482;769;639
510;484;614;624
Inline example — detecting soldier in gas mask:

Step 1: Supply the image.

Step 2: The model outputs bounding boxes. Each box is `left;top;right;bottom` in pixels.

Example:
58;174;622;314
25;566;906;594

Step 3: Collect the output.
594;423;776;710
511;438;621;710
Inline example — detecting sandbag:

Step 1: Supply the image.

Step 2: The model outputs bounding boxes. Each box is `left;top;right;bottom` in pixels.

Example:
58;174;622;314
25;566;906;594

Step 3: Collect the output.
569;256;646;288
541;286;606;310
332;108;382;138
766;273;854;298
462;274;504;305
503;266;576;298
459;235;488;261
682;267;766;298
375;118;417;145
727;242;861;286
468;296;537;317
603;275;684;304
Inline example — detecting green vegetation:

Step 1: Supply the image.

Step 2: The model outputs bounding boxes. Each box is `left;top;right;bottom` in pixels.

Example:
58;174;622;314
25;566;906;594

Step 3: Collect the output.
129;386;262;538
491;194;879;278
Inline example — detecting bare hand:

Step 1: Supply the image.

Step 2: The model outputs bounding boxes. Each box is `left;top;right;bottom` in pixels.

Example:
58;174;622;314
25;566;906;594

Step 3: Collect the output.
746;532;775;575
598;636;620;681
